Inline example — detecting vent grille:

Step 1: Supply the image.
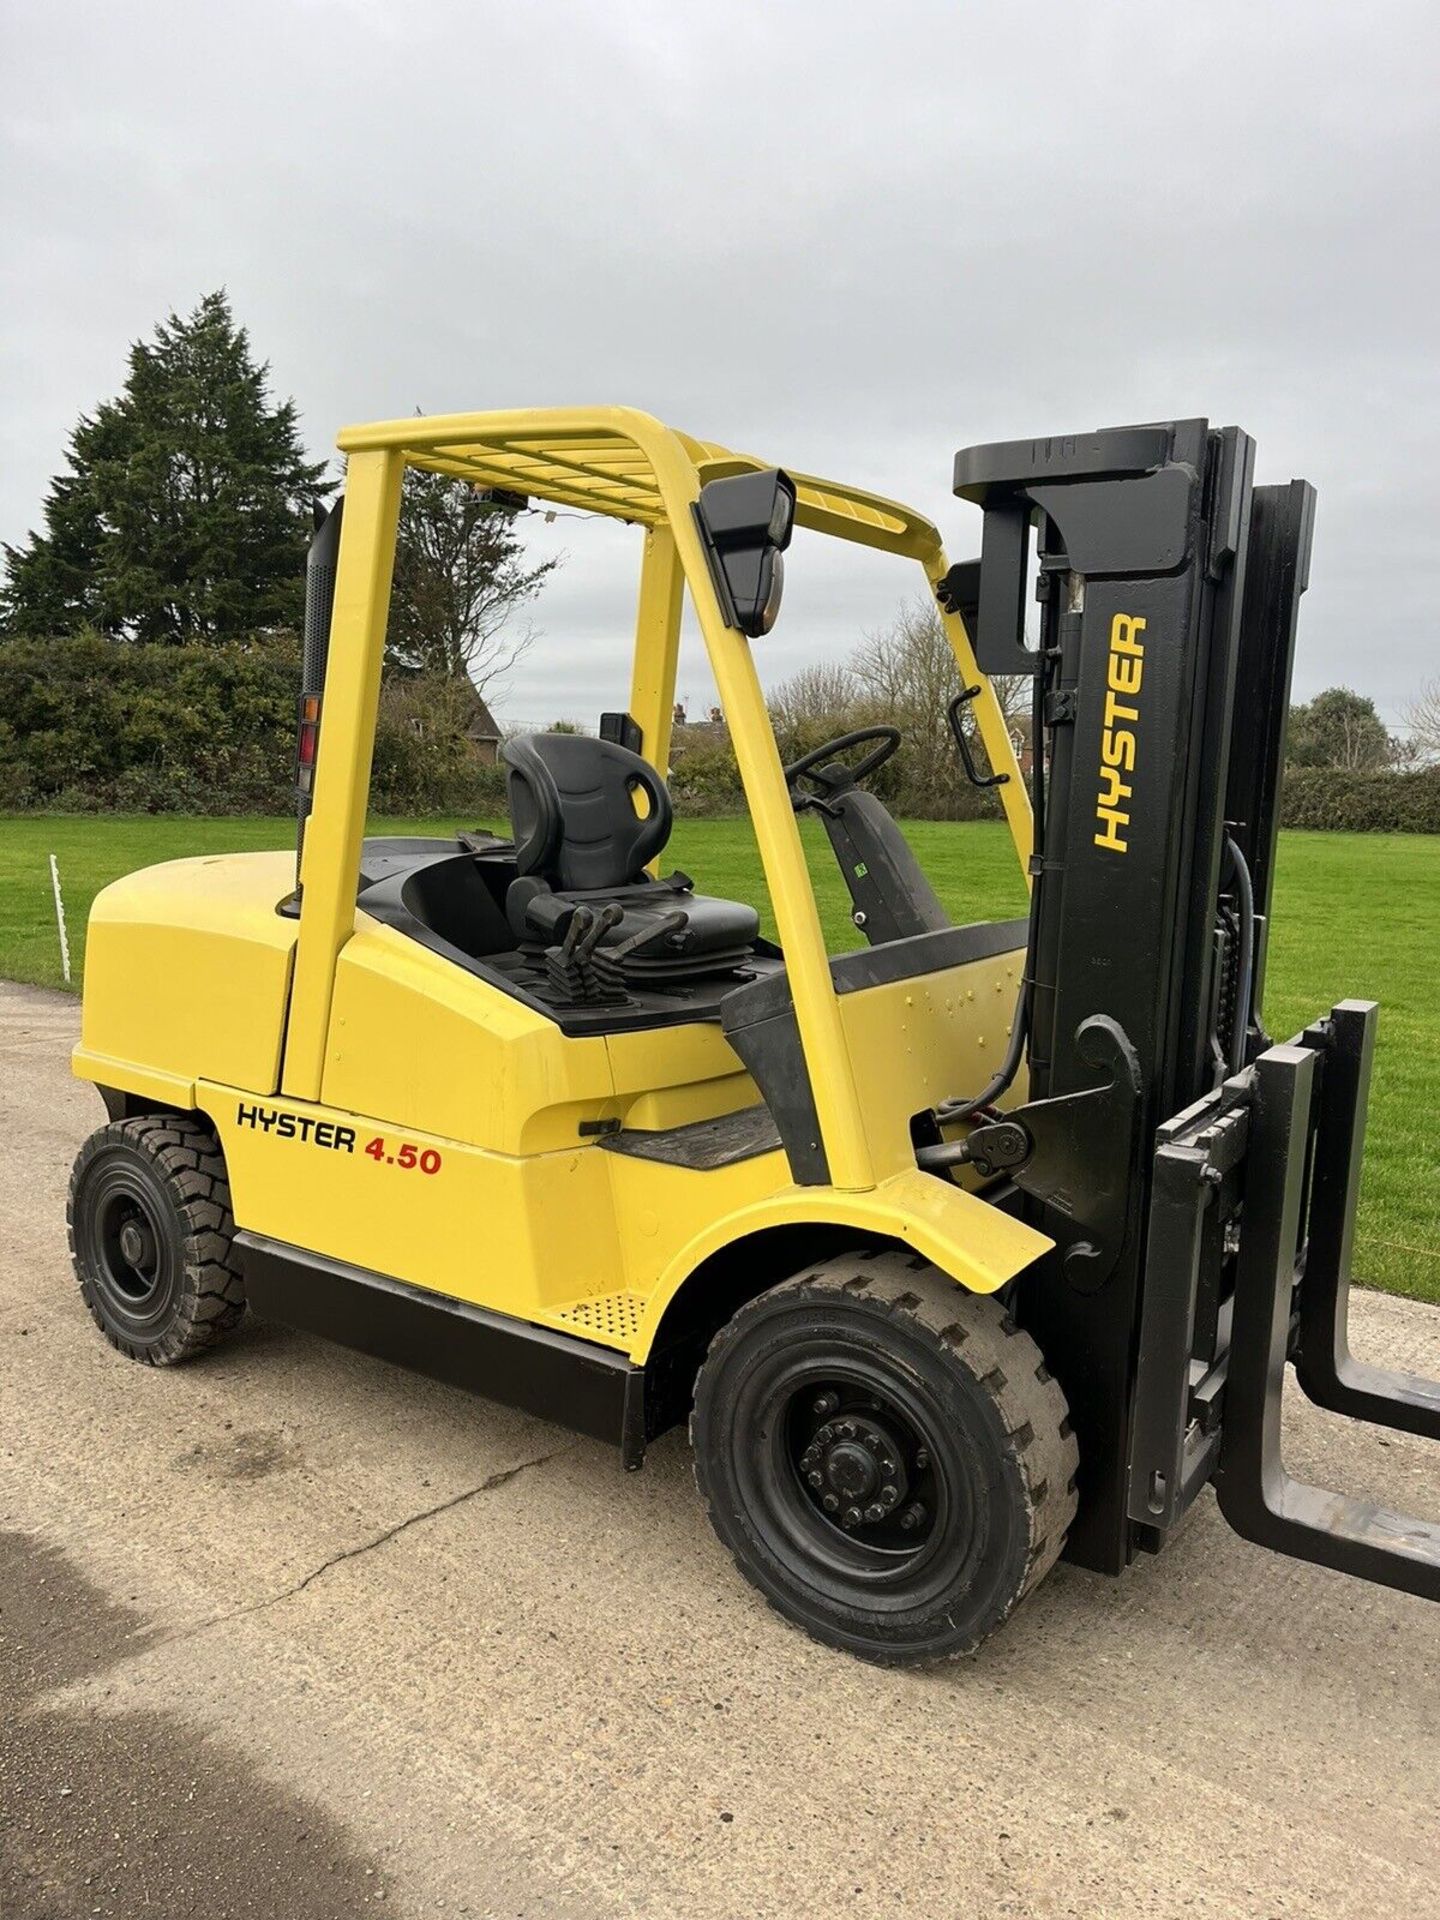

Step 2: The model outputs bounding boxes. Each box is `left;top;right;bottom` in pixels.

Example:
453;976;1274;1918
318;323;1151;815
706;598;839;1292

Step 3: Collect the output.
553;1292;645;1341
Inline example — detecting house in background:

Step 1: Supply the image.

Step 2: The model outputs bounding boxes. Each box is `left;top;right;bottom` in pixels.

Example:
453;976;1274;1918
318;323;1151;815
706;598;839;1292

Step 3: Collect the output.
668;701;728;765
403;679;503;763
462;685;502;764
1009;713;1035;780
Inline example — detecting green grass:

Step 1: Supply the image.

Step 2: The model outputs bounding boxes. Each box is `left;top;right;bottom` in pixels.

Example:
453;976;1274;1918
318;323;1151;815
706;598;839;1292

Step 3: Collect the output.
3;813;1436;1304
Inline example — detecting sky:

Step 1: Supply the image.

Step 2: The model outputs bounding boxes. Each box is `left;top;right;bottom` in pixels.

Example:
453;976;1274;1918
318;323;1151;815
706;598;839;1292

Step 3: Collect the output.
4;0;1438;729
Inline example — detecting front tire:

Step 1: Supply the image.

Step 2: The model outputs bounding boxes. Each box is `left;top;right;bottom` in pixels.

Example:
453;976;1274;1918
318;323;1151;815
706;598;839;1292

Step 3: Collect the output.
67;1116;246;1365
691;1250;1077;1664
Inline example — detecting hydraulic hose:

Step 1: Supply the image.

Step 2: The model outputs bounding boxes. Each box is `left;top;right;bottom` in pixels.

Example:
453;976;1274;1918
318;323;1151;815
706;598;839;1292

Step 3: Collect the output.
1222;833;1257;1074
937;661;1048;1125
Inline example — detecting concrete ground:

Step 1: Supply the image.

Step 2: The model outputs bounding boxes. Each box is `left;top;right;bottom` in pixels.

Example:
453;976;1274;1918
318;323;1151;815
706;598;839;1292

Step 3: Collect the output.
1;979;1436;1920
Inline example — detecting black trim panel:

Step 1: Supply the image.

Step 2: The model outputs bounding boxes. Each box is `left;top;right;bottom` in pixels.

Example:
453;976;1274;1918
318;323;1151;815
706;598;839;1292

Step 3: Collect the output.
599;1102;782;1169
721;918;1028;1033
235;1232;647;1467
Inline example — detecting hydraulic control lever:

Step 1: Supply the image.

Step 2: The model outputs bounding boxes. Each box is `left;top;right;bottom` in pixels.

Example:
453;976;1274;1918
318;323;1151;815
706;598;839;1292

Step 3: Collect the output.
590;910;688;996
544;903;624;1005
543;903;691;1006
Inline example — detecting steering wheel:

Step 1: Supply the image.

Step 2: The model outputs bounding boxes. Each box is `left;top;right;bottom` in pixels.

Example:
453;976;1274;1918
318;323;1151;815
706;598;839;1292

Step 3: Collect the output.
783;725;901;809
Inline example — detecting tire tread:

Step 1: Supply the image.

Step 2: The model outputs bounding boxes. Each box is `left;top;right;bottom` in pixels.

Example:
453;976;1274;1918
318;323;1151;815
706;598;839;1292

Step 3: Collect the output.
67;1115;245;1366
692;1249;1079;1661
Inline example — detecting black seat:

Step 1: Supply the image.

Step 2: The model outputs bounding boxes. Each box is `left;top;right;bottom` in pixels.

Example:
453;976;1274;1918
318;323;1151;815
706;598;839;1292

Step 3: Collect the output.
501;733;758;989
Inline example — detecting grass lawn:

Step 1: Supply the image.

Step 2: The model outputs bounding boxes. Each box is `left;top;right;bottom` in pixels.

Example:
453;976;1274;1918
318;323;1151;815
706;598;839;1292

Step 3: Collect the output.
2;811;1436;1304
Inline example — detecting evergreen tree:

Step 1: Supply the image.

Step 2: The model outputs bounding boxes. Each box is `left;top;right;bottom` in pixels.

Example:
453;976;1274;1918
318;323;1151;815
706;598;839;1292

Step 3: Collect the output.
2;291;330;641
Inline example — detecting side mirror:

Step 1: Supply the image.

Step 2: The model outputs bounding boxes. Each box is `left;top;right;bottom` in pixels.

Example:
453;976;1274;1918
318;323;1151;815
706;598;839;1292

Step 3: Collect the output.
694;468;796;638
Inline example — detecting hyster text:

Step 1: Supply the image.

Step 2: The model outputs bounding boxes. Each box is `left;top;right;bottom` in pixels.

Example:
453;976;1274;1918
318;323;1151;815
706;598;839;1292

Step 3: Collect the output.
1094;613;1147;853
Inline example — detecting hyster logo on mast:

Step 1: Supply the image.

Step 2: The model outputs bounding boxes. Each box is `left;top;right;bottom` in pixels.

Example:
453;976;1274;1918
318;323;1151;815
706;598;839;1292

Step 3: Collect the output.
1094;614;1147;853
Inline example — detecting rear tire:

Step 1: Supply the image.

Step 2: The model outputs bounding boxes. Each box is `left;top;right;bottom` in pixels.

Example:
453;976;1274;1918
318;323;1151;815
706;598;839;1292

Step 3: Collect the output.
691;1249;1077;1664
67;1116;246;1366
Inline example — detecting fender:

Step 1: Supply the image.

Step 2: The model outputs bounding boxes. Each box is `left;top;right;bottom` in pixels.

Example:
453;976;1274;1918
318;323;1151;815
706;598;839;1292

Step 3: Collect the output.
631;1164;1052;1359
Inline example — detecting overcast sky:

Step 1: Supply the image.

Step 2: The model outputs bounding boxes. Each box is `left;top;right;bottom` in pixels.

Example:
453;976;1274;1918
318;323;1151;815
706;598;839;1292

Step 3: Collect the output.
4;1;1438;728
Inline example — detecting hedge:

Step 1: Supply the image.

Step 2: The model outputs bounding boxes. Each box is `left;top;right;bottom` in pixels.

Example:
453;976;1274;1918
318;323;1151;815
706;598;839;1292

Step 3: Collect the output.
1280;766;1440;834
2;632;1437;829
667;732;1005;821
671;741;1440;830
0;632;509;817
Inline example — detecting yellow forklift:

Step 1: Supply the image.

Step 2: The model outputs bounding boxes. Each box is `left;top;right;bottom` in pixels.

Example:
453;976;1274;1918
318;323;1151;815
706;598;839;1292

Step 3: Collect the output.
68;409;1439;1662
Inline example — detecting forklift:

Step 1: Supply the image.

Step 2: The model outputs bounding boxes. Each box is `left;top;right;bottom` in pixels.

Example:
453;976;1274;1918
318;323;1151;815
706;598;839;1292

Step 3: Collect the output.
68;408;1439;1663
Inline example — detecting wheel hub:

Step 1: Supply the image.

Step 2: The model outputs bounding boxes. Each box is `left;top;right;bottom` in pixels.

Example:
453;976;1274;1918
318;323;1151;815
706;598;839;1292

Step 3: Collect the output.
118;1218;156;1270
798;1413;911;1530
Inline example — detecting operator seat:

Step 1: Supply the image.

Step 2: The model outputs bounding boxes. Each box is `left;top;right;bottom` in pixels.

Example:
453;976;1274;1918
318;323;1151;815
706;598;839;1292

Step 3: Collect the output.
501;733;759;985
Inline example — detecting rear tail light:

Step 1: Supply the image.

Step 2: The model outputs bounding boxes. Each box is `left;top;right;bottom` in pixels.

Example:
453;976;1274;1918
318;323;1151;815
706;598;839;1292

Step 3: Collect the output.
296;692;322;794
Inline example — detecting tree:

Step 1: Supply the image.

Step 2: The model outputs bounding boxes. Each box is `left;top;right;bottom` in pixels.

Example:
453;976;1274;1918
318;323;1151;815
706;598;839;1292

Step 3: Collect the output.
385;465;560;693
763;600;1030;815
850;597;1024;809
1287;687;1393;772
2;292;329;641
766;659;859;761
1403;678;1440;765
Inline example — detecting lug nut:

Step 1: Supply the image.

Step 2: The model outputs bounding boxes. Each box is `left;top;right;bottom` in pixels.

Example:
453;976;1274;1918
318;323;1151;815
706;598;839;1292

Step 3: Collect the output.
914;1448;929;1470
899;1501;928;1532
842;1505;863;1529
813;1392;839;1417
864;1503;884;1524
807;1470;823;1488
822;1493;839;1512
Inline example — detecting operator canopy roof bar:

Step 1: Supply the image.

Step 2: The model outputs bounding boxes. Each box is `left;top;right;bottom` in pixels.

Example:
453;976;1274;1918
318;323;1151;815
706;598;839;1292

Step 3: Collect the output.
336;406;943;561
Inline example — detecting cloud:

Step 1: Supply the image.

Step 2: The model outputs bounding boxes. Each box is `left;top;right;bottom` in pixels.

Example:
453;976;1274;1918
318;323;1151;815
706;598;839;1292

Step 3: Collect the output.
3;0;1437;722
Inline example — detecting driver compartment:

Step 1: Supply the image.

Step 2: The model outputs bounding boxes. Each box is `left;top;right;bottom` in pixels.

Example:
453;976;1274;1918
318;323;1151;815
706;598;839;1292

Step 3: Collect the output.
349;733;1027;1191
355;833;786;1036
353;720;974;1045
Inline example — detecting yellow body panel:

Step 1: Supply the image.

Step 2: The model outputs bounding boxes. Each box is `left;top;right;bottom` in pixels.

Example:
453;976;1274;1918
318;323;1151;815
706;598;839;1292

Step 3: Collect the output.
76;852;296;1103
73;404;1054;1375
631;1167;1050;1357
202;1077;624;1322
195;1071;1042;1362
322;916;616;1155
836;949;1027;1180
161;911;1041;1358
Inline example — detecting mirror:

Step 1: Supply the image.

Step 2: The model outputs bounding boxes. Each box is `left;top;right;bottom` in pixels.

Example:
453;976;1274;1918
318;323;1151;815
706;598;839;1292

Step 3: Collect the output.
694;468;796;638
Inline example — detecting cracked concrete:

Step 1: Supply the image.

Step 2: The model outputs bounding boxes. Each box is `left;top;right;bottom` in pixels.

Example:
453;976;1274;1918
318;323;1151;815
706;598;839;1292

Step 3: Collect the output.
150;1442;576;1658
274;1442;576;1599
2;978;1438;1920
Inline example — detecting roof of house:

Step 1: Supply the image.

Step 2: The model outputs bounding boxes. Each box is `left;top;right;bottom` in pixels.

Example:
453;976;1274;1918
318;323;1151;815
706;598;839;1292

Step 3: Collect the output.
456;681;500;740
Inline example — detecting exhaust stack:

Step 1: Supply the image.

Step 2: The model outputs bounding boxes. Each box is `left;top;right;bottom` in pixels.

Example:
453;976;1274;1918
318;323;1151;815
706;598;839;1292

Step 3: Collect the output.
296;496;345;886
